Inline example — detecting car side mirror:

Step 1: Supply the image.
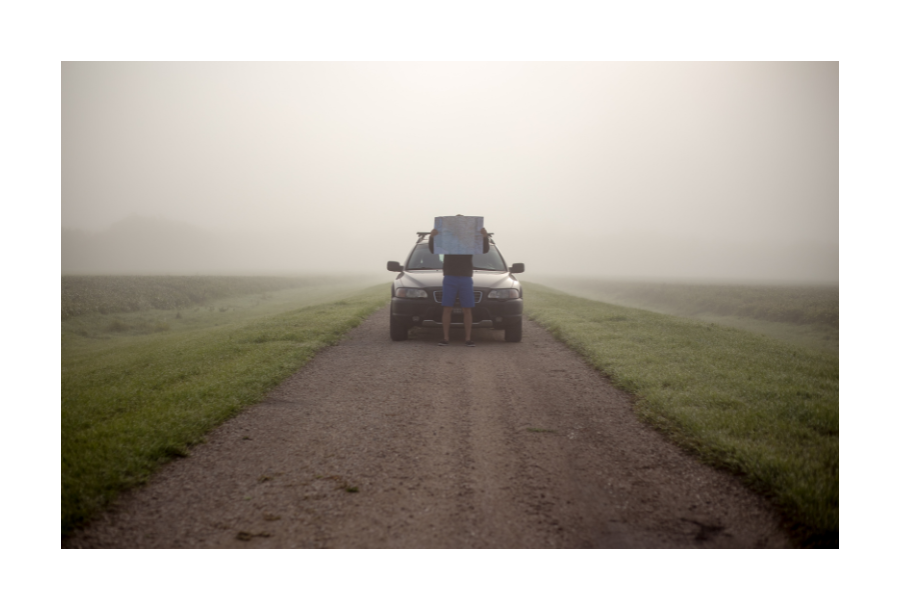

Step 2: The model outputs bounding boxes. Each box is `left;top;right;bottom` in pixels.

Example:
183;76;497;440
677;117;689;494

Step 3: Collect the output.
387;261;404;272
510;263;525;274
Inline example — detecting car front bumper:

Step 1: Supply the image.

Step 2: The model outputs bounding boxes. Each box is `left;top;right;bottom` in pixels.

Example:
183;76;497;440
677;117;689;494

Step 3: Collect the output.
391;296;524;329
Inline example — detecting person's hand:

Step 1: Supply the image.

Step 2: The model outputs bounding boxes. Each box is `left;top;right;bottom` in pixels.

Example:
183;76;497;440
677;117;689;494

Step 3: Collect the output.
480;227;488;236
430;229;439;236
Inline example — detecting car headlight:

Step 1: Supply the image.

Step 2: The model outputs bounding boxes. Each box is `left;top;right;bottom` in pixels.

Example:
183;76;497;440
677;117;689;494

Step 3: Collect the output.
487;288;520;299
396;287;428;298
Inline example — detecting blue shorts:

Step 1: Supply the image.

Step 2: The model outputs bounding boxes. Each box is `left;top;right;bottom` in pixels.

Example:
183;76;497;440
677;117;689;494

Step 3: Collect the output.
442;275;475;308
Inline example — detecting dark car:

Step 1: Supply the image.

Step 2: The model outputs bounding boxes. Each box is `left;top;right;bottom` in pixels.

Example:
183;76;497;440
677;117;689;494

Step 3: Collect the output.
386;232;525;342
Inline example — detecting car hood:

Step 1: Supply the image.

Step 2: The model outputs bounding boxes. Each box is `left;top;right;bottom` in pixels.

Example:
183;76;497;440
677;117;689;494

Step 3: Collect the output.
397;270;520;290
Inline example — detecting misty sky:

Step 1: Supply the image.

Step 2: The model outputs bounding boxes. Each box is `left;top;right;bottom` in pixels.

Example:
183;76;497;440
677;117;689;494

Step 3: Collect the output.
62;62;838;281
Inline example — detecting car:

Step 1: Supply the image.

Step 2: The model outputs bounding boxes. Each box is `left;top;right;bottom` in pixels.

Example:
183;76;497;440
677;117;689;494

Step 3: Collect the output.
386;231;525;342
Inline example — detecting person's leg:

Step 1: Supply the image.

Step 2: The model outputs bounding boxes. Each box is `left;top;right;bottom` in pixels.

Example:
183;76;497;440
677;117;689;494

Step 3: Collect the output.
442;306;452;341
458;277;476;344
440;276;460;344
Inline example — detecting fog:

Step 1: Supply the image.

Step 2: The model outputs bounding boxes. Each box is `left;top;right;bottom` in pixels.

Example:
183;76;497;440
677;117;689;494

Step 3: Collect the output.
62;62;838;283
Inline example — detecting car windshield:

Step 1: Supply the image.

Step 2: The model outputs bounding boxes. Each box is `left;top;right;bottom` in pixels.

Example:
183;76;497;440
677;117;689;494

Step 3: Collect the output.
405;243;507;271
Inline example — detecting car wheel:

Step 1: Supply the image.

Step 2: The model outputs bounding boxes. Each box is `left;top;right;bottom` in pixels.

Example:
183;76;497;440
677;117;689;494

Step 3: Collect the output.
390;315;409;341
504;317;522;342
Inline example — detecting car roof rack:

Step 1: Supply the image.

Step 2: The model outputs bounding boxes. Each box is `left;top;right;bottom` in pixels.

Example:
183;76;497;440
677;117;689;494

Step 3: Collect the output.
417;231;495;244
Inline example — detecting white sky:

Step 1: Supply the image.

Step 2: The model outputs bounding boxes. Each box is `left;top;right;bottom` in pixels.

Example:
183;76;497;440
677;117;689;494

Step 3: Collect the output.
62;61;838;280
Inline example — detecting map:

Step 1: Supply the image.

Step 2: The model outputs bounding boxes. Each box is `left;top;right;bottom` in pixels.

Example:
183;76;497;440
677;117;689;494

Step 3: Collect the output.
432;216;484;255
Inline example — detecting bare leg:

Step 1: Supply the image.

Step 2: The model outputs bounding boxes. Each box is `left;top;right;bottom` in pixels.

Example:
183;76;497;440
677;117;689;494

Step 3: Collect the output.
463;308;473;341
442;306;452;341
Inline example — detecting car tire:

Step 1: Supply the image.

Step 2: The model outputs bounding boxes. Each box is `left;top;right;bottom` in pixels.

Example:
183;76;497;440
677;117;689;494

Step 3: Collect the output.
390;315;409;341
504;317;523;343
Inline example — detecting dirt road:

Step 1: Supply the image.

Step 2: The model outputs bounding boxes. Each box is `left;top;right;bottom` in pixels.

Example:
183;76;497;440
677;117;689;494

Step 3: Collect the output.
64;306;789;548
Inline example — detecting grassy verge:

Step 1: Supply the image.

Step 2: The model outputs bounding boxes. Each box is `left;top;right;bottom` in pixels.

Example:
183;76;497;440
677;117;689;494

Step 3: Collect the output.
62;281;389;536
524;282;838;547
532;277;839;354
61;275;356;319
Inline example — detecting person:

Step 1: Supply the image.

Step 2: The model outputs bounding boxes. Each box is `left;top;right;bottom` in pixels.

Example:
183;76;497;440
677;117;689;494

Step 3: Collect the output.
429;220;490;347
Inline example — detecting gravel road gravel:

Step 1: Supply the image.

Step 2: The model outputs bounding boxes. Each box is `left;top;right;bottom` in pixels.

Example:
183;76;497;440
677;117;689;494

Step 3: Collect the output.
64;305;789;548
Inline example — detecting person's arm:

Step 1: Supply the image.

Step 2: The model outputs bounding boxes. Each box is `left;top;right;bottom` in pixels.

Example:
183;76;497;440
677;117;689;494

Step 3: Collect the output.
429;228;438;253
481;227;489;254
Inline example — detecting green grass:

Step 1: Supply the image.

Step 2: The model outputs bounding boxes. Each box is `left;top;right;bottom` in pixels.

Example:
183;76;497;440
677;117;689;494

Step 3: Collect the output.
523;282;838;547
61;275;372;319
62;279;389;536
532;277;839;354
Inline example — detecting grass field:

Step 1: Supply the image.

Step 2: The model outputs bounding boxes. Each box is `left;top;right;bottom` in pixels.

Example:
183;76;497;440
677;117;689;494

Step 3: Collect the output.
61;275;379;319
524;282;838;547
532;277;839;354
62;277;389;536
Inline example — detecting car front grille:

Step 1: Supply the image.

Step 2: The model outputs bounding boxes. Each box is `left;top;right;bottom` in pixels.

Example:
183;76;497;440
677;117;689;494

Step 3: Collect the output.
434;290;483;304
